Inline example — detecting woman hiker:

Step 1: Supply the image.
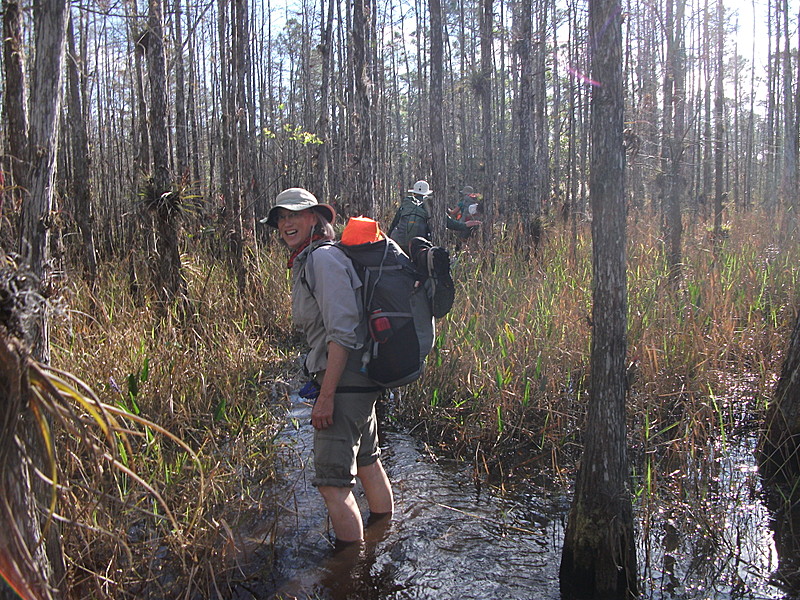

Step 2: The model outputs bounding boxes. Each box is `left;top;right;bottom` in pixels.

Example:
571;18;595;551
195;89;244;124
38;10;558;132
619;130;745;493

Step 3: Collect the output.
262;187;394;550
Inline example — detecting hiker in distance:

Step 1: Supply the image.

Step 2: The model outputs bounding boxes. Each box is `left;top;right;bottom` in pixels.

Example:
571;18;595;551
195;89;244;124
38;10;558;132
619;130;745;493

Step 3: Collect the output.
448;185;483;246
388;179;481;254
448;185;479;225
262;187;393;551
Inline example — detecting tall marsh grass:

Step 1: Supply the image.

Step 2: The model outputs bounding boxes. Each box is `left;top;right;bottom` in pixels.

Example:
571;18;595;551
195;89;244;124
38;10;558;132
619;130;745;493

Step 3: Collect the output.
46;209;798;595
397;210;799;481
50;247;298;597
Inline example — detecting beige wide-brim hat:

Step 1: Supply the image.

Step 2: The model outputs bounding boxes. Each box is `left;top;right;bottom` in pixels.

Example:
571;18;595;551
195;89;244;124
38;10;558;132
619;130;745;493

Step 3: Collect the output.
261;187;336;228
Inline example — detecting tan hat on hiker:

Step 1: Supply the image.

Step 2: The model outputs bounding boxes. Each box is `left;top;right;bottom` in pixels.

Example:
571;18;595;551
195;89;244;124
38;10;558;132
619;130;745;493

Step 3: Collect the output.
262;187;336;228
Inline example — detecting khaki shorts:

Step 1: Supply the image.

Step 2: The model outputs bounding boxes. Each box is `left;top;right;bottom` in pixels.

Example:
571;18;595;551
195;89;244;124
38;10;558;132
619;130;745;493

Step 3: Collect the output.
312;369;382;488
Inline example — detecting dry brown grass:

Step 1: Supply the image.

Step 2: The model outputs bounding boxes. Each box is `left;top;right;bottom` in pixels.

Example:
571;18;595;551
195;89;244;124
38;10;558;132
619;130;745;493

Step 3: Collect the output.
397;209;798;484
42;208;799;596
49;246;299;598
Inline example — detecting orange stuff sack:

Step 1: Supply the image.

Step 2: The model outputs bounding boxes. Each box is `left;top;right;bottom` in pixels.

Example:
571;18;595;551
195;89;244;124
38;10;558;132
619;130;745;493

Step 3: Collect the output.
341;216;385;246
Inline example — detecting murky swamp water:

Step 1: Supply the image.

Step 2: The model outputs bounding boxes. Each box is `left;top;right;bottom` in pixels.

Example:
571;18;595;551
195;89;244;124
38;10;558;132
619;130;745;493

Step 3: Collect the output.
242;392;796;600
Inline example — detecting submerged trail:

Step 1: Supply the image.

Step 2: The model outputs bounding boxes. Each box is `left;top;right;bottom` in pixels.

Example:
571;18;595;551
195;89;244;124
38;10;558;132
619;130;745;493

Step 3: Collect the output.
263;393;566;600
227;388;788;600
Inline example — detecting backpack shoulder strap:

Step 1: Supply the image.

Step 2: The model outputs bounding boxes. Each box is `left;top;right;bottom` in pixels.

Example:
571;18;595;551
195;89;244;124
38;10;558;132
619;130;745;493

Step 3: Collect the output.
299;240;337;293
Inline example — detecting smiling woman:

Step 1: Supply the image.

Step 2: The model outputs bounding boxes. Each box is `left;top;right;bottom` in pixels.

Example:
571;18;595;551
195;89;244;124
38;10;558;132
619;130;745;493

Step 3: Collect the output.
261;188;336;252
262;187;395;551
276;208;318;249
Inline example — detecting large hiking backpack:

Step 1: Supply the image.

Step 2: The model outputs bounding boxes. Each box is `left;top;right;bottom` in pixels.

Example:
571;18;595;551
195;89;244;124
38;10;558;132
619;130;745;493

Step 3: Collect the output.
388;197;430;250
303;217;452;388
339;232;434;388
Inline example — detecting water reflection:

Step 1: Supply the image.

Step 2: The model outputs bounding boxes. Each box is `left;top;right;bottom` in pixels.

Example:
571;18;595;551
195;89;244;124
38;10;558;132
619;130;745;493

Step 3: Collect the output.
762;483;800;595
259;393;789;600
266;394;564;599
640;438;783;599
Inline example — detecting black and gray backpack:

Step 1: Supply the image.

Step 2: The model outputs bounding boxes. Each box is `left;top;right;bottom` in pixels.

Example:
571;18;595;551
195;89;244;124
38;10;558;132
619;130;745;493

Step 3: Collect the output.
305;222;452;388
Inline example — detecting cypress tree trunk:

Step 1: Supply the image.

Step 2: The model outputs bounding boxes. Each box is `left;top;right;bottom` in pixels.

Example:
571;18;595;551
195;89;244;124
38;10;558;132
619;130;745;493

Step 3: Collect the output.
429;0;446;241
231;0;247;295
479;0;493;239
712;0;724;243
2;0;29;206
67;12;98;285
516;0;533;222
352;0;375;216
667;0;686;284
5;1;69;594
559;0;638;596
315;0;335;202
173;0;189;179
147;0;186;307
759;310;800;483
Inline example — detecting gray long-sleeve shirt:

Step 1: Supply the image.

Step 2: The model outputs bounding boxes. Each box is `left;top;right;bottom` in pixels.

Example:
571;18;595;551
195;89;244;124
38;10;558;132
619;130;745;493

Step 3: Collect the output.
291;242;366;374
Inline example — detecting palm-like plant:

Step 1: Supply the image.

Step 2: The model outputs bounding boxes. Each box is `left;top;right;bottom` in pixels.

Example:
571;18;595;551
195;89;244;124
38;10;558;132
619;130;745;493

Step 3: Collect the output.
0;261;202;599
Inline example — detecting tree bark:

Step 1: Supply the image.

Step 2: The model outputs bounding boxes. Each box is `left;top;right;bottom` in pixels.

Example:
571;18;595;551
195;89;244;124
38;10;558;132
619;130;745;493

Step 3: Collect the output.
2;0;29;202
429;0;446;241
559;0;638;596
231;0;247;295
781;0;798;226
173;0;189;180
19;0;68;366
4;0;69;593
712;0;725;242
516;0;533;221
315;0;335;202
0;332;59;600
352;0;375;216
479;0;493;240
67;11;98;285
667;0;686;284
147;0;186;307
759;310;800;483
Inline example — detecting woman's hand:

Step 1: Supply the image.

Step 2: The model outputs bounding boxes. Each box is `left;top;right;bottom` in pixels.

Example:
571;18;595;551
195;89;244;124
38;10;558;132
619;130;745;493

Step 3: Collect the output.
311;391;335;430
311;341;350;430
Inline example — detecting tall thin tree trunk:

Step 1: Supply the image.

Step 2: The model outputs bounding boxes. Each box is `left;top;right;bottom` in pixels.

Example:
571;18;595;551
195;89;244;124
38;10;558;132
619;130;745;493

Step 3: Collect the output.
660;0;674;233
713;0;725;243
551;3;562;212
667;0;686;284
315;0;335;202
744;1;756;211
781;0;797;226
21;0;68;363
218;0;233;237
533;0;548;224
429;0;446;240
67;11;97;285
479;0;493;239
765;0;777;215
147;0;186;307
231;0;247;295
516;0;533;224
352;0;375;215
128;0;151;180
8;1;70;596
173;0;189;179
560;0;638;595
2;0;29;205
